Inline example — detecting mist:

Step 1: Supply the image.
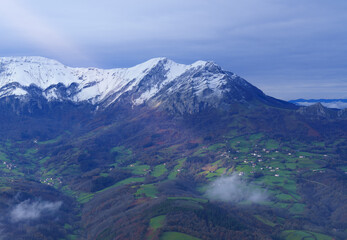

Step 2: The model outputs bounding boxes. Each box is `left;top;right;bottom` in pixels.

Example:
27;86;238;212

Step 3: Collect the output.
206;174;268;203
10;200;62;222
296;101;347;109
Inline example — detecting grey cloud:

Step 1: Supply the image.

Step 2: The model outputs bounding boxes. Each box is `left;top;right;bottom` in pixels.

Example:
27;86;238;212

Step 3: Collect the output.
323;102;347;109
10;200;62;222
0;0;346;99
206;174;268;203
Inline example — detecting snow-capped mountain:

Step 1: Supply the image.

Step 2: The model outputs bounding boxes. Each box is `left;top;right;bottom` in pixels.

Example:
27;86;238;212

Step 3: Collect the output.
0;56;292;114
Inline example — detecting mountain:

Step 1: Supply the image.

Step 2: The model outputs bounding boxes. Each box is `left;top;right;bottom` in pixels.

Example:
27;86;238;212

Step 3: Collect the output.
0;56;294;114
0;57;346;240
297;102;340;119
290;98;347;109
294;102;347;120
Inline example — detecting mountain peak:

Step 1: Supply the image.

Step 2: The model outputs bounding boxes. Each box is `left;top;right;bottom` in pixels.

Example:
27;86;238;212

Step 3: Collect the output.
0;56;295;114
135;57;169;68
297;102;336;119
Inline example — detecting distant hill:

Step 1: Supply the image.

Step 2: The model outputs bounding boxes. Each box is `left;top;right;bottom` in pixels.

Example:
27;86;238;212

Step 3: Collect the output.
290;98;347;109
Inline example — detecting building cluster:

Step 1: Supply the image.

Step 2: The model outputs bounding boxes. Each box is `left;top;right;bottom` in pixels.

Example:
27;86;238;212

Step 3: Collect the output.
41;177;63;186
2;161;16;170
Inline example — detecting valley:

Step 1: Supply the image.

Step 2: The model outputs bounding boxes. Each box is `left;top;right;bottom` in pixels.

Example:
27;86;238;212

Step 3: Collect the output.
0;105;345;240
0;57;345;240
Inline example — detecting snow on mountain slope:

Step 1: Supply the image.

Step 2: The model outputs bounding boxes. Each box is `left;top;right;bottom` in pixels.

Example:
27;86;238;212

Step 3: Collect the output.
0;56;289;113
0;57;210;104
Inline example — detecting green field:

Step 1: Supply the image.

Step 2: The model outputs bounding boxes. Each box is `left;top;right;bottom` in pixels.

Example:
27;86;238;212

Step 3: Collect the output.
77;192;94;204
0;151;9;161
168;158;186;180
280;230;333;240
161;232;201;240
264;139;280;149
110;146;133;166
127;162;150;175
152;164;168;177
276;193;294;201
195;132;333;215
289;203;305;214
114;177;145;186
207;143;225;151
97;177;146;193
167;196;208;203
149;215;166;231
136;184;158;198
254;215;277;227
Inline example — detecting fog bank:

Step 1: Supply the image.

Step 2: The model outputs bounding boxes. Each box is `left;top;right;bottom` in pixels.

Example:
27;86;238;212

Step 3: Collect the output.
206;174;267;203
10;200;62;222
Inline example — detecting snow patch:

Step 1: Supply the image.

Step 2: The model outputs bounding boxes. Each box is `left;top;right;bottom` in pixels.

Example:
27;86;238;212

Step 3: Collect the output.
11;88;27;96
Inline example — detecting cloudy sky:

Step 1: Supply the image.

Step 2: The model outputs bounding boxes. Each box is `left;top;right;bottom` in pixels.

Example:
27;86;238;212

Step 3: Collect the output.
0;0;346;100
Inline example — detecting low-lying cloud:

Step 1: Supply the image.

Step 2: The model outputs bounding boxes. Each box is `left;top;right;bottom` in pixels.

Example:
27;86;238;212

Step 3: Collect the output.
10;200;62;222
296;101;347;109
206;174;267;203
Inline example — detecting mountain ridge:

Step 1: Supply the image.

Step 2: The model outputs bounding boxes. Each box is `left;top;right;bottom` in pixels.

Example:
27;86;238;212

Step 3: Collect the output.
0;56;214;102
290;98;347;109
0;56;295;114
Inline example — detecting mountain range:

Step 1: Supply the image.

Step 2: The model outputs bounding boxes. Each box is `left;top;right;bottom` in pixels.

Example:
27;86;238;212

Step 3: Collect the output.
0;56;295;113
290;98;347;109
0;57;346;240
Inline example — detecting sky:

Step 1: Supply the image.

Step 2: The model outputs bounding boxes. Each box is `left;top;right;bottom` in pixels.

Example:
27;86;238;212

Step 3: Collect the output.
0;0;346;100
